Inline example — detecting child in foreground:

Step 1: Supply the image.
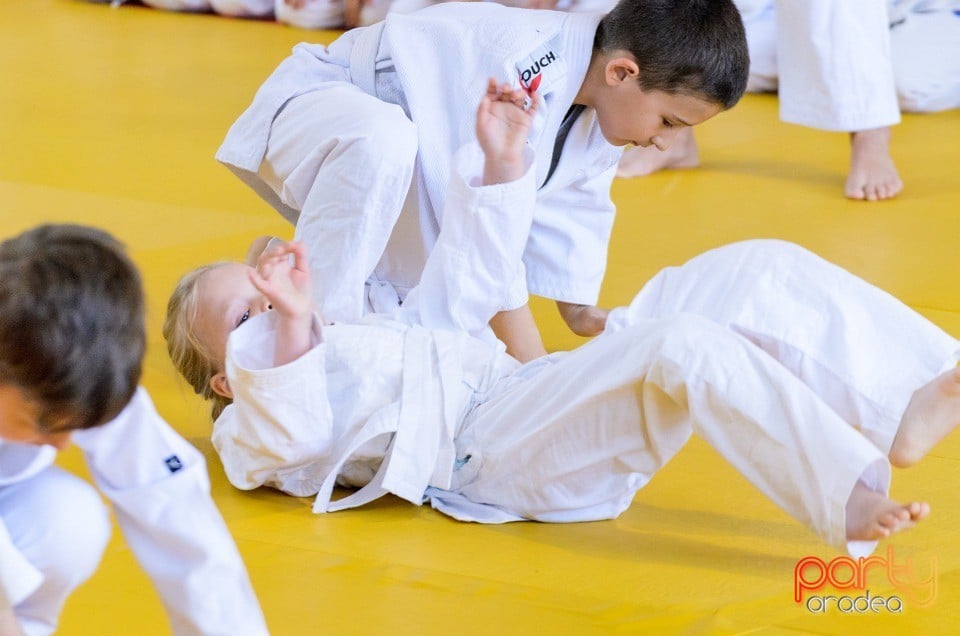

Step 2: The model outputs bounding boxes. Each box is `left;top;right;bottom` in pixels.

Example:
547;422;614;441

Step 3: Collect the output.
0;225;267;636
168;84;957;558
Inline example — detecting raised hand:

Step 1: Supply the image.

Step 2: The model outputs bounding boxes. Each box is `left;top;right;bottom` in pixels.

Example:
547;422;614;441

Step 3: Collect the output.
476;78;540;185
249;241;313;323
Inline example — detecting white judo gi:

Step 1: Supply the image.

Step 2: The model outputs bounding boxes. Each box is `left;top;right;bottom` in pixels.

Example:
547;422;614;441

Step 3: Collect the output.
0;389;268;636
735;0;960;131
141;0;273;18
217;4;622;323
347;0;619;29
211;145;960;557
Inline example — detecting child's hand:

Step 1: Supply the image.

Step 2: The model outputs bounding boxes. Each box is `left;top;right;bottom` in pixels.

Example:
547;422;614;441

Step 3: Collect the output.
476;78;540;185
557;301;609;337
249;241;313;323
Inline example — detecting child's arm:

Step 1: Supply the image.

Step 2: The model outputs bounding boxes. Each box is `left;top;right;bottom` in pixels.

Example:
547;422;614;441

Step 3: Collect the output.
490;304;546;361
249;241;317;367
215;309;337;495
403;81;540;337
70;389;268;635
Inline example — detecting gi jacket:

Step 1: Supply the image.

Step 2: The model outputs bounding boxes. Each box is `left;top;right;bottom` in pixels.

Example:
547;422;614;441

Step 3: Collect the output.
212;144;534;515
0;389;267;635
217;3;623;307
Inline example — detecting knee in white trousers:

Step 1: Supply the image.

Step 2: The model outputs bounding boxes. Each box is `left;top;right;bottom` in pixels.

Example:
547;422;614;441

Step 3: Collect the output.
261;87;418;216
0;468;111;636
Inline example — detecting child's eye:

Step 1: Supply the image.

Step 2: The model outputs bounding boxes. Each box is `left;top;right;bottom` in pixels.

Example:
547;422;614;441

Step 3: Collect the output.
662;119;675;128
236;309;250;328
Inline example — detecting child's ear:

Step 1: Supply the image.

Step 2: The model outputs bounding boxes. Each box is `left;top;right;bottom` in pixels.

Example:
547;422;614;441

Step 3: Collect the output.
605;56;640;86
210;372;233;400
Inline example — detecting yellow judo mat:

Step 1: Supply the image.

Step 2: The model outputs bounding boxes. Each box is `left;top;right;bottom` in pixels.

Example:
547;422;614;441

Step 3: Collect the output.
2;1;960;633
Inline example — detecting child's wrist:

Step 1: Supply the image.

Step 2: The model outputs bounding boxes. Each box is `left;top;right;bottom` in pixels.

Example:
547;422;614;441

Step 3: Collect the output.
483;155;524;185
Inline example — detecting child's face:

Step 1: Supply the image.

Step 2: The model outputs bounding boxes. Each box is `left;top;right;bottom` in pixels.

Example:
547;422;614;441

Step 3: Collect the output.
194;263;274;369
0;384;72;449
594;83;721;151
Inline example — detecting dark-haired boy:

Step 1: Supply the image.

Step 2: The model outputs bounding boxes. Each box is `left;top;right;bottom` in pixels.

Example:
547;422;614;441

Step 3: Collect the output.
0;225;267;636
216;0;749;359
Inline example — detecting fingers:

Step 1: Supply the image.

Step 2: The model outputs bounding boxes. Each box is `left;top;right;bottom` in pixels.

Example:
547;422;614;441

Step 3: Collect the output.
287;240;310;273
482;77;540;112
247;266;274;299
257;240;299;267
253;241;296;288
525;90;541;117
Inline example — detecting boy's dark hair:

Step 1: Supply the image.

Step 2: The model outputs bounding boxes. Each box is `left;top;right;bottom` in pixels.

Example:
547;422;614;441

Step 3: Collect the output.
0;224;145;432
596;0;750;109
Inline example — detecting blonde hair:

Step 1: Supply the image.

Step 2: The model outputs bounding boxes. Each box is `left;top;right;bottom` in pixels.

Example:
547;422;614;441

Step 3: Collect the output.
163;262;232;421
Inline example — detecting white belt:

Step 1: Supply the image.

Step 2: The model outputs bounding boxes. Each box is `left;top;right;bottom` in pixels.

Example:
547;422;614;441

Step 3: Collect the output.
349;20;386;98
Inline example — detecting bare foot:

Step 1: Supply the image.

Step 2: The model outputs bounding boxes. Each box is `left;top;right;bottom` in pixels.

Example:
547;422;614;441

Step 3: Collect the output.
556;301;608;337
845;482;930;542
890;367;960;467
616;127;699;178
845;127;903;201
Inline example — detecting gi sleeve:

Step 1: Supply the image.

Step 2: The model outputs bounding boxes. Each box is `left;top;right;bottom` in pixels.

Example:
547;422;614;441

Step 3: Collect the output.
213;312;335;497
70;388;268;636
402;142;536;336
0;518;43;614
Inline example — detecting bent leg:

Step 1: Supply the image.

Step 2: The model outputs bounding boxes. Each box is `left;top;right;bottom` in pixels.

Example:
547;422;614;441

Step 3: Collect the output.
0;468;111;636
605;240;960;453
774;0;902;199
260;84;418;323
457;315;890;554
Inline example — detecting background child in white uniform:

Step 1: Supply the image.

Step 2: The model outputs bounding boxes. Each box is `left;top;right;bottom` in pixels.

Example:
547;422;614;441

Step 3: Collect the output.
0;226;267;636
170;84;956;560
620;0;960;201
94;0;276;19
216;0;750;355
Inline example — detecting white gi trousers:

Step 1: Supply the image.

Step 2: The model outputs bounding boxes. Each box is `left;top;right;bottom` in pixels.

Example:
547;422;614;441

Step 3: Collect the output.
734;0;901;131
890;3;960;112
450;240;959;555
737;0;960;124
259;83;419;321
0;468;111;636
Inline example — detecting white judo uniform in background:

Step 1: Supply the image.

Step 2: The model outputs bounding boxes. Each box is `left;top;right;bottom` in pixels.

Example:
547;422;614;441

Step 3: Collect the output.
735;0;960;131
217;4;622;323
0;389;267;636
211;144;960;558
141;0;273;18
348;0;619;29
